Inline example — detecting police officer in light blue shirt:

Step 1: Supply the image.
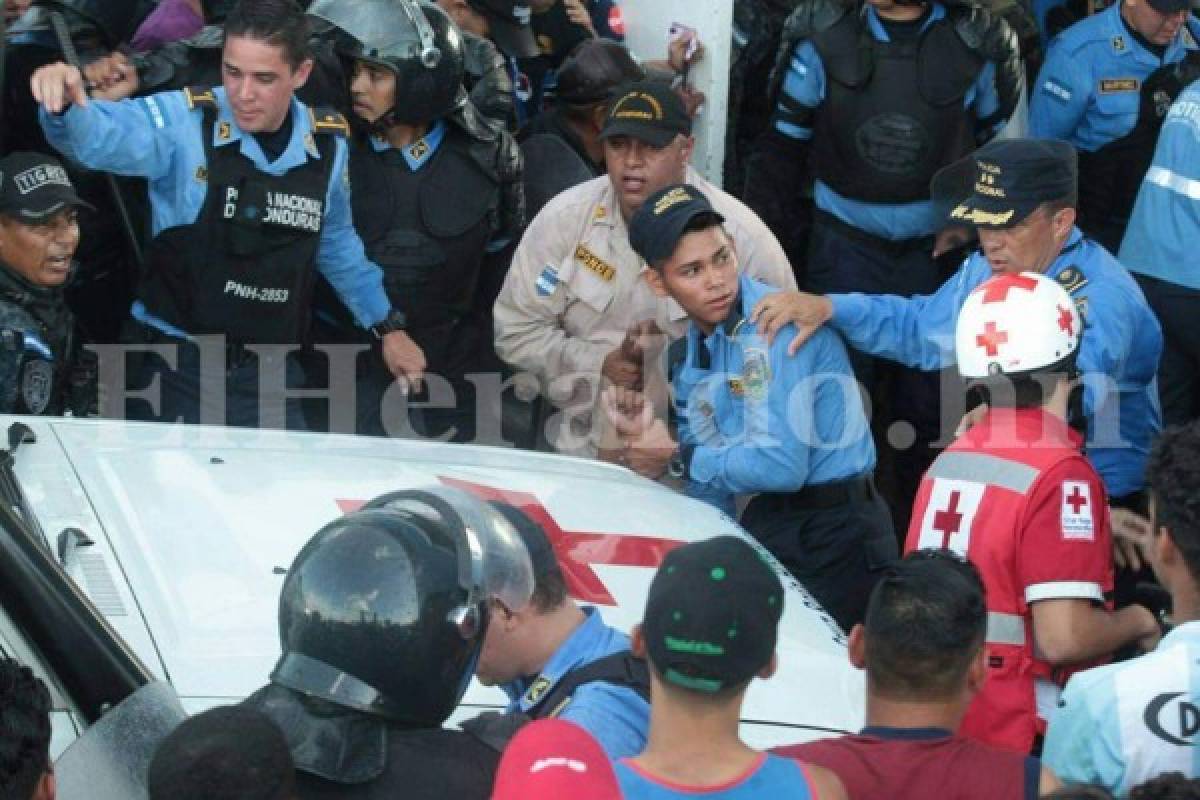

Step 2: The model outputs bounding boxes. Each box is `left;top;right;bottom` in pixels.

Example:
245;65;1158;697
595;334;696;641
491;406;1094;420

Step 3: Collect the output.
30;0;426;429
1029;0;1200;251
751;138;1162;509
1119;80;1200;425
1043;422;1198;796
612;183;895;633
475;502;650;761
743;0;1023;535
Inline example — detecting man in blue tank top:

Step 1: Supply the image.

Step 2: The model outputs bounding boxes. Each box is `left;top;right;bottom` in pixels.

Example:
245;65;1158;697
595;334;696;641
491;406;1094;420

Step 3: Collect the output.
615;536;846;799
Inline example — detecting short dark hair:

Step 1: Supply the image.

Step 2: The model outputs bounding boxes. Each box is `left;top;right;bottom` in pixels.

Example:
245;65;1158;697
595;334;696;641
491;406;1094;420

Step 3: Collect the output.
649;211;727;272
862;550;987;701
223;0;311;70
1147;422;1200;585
147;705;295;800
1131;772;1200;800
0;657;53;800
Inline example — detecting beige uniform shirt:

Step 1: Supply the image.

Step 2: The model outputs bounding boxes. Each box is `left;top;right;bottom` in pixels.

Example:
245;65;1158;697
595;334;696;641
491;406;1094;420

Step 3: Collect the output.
494;166;796;456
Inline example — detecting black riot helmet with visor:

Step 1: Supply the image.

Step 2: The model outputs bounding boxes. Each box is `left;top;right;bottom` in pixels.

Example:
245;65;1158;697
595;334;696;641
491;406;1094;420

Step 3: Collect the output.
271;486;534;728
307;0;466;127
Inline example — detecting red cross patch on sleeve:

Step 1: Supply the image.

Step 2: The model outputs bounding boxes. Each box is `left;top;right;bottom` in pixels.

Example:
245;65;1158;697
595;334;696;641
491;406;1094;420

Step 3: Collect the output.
1060;481;1095;541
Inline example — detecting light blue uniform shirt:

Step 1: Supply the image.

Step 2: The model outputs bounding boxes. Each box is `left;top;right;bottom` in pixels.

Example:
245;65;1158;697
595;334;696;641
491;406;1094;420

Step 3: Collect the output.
1030;4;1200;150
503;607;649;760
772;3;1005;240
828;229;1162;498
39;88;391;334
675;276;875;517
1118;82;1200;289
1043;621;1200;797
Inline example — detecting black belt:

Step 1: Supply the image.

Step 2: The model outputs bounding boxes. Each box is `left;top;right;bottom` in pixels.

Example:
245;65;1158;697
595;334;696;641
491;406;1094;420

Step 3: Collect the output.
764;473;877;512
815;210;935;258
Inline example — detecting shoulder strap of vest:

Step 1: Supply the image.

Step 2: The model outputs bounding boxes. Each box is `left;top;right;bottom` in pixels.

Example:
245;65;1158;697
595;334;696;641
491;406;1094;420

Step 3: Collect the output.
182;85;218;112
308;106;350;138
767;0;851;108
527;651;651;719
811;11;874;89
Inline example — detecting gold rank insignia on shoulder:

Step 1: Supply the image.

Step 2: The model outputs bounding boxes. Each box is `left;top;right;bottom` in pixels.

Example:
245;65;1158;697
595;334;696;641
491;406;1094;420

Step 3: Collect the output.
309;108;350;137
194;165;208;183
183;86;216;109
574;244;616;282
1055;266;1089;295
728;378;745;396
593;205;608;222
1100;78;1139;94
523;676;552;705
408;138;430;161
217;121;232;141
1111;34;1127;53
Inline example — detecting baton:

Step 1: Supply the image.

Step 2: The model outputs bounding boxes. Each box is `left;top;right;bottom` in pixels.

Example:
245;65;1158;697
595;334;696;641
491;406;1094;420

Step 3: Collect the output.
49;10;145;270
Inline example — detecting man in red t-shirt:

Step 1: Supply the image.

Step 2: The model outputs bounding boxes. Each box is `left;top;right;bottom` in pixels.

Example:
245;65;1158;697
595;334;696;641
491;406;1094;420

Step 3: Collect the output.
777;551;1059;799
904;271;1160;752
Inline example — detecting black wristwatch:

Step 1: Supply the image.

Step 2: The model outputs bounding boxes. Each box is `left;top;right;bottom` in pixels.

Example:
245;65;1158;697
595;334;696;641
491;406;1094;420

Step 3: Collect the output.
370;310;407;339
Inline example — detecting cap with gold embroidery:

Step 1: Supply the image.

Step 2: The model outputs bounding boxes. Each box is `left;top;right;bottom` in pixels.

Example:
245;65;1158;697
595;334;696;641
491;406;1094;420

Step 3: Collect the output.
628;183;725;267
931;138;1077;230
599;80;691;148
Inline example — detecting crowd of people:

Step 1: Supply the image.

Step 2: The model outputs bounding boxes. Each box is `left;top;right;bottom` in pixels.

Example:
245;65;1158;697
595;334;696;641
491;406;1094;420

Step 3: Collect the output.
2;0;1200;795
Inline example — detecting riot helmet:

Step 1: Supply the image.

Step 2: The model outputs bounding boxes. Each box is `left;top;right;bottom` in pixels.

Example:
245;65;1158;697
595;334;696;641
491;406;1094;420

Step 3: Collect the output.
34;0;143;47
307;0;466;126
271;488;534;727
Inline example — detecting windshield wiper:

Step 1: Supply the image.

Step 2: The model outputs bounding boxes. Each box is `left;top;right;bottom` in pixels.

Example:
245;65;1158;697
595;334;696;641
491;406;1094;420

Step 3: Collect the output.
0;422;48;550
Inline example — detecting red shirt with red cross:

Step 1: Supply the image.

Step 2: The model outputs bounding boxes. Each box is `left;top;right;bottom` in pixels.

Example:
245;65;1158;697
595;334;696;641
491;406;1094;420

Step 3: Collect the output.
906;407;1113;617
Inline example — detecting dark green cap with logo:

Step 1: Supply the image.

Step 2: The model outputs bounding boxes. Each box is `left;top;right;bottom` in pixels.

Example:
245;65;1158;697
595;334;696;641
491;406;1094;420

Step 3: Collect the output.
643;536;784;693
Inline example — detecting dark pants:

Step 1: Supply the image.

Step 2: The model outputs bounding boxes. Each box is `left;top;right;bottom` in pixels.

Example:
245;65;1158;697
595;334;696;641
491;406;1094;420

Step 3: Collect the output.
303;316;479;442
740;475;897;632
806;213;949;536
124;325;308;430
1135;273;1200;427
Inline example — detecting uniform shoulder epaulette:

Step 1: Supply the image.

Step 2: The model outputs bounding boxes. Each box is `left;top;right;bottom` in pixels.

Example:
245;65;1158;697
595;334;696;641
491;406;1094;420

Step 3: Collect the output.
309;107;350;138
182;86;218;111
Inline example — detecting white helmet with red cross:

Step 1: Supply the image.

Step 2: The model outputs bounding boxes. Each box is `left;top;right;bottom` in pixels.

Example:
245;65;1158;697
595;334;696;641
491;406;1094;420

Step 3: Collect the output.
955;271;1082;380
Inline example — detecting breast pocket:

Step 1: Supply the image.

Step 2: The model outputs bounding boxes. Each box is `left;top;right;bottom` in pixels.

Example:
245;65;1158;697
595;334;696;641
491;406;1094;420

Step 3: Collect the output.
1091;85;1139;131
564;255;617;314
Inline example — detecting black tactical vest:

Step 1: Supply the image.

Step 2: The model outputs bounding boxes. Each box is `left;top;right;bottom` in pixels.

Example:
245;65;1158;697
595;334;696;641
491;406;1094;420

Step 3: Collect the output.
1077;40;1200;253
140;88;346;344
0;270;74;416
346;127;499;367
810;12;982;204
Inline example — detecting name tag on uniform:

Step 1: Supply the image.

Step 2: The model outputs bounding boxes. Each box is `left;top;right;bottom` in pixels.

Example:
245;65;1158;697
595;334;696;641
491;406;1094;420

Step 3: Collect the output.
574;245;616;283
1099;78;1139;94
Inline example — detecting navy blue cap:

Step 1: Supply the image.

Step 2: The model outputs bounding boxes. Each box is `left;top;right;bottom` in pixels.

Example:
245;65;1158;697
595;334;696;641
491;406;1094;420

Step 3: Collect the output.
628;184;724;266
0;151;92;223
932;138;1077;229
599;80;691;148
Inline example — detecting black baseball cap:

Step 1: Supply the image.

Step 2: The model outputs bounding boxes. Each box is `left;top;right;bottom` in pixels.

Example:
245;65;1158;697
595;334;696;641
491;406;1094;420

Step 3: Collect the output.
599;80;691;148
931;138;1077;230
0;151;92;223
557;39;645;107
467;0;538;59
1147;0;1189;13
642;536;784;694
629;184;724;266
